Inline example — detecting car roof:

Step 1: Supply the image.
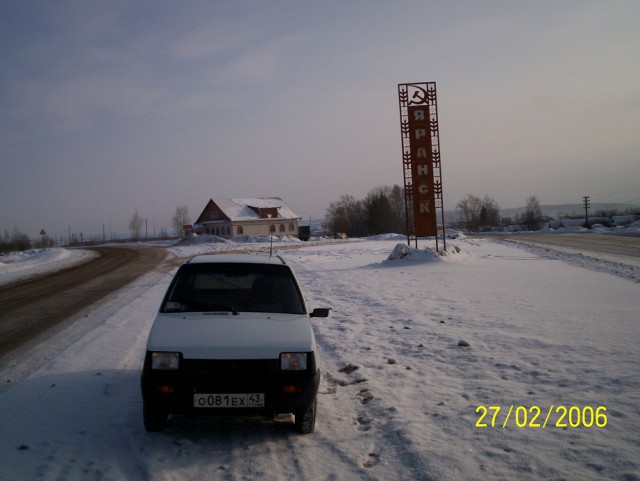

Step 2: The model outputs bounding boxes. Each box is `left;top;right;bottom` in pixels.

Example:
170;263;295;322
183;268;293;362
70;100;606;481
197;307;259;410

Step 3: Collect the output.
186;253;286;265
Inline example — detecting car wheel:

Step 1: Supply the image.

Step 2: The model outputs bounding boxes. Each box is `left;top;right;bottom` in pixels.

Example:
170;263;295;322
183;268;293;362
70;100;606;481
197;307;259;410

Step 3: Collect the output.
294;397;317;434
143;402;169;432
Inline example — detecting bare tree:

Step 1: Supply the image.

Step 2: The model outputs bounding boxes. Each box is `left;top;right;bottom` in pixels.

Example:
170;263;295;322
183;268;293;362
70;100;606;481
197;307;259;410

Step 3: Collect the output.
523;195;543;231
172;205;190;237
365;186;394;235
456;194;482;231
479;194;500;228
456;194;500;231
326;195;367;237
129;210;144;241
325;185;408;237
1;227;32;252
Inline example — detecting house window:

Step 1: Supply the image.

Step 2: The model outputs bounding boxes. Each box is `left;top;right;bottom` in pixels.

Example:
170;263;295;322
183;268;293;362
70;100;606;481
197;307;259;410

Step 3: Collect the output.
237;226;243;235
270;225;276;233
289;223;294;232
279;224;285;232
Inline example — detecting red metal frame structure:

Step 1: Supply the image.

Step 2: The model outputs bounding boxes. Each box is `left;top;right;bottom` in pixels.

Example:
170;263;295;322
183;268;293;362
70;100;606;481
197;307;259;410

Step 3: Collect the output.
397;82;446;251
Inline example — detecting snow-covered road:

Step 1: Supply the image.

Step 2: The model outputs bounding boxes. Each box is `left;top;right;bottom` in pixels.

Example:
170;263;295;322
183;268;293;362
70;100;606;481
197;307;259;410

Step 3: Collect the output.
0;237;638;481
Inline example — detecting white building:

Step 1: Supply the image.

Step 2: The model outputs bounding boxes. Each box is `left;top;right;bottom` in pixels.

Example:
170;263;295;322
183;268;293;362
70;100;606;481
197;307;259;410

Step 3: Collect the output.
192;198;301;238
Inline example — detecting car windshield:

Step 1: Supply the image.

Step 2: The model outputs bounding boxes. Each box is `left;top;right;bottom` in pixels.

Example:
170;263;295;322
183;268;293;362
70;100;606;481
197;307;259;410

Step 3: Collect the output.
161;262;306;315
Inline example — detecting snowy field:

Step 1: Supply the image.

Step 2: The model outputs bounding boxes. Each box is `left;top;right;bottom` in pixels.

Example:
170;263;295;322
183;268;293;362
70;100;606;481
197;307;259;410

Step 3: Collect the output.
0;235;639;481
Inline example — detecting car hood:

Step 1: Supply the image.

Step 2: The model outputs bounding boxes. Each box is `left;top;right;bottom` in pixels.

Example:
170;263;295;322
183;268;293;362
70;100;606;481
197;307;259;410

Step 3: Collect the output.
146;312;316;359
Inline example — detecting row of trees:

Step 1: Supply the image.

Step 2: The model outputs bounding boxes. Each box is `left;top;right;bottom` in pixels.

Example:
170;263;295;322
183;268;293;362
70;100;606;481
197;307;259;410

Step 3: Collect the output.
5;192;639;251
455;194;543;231
454;194;640;231
325;189;547;235
324;188;546;236
325;185;406;237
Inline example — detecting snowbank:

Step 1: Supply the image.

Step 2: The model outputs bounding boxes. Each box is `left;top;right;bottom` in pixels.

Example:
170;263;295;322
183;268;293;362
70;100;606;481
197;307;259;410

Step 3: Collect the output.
384;243;438;263
366;233;407;241
0;248;96;286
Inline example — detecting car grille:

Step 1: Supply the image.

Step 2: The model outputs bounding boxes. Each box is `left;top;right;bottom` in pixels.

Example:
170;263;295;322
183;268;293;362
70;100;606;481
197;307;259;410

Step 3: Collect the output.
182;359;275;380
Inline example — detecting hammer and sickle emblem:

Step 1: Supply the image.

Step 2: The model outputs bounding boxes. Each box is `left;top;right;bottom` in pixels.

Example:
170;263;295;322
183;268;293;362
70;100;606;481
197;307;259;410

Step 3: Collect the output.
408;86;428;105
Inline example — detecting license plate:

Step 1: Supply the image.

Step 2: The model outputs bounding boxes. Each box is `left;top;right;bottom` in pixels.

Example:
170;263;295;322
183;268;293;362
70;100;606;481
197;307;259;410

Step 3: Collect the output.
194;393;265;408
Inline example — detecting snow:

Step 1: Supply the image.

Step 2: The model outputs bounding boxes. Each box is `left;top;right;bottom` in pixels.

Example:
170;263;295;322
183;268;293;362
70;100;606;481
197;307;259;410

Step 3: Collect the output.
545;220;640;236
1;236;639;480
207;197;300;221
0;248;97;287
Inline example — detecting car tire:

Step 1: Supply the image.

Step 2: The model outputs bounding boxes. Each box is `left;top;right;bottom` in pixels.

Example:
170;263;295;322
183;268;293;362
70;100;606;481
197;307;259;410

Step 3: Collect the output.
294;397;317;434
143;402;169;432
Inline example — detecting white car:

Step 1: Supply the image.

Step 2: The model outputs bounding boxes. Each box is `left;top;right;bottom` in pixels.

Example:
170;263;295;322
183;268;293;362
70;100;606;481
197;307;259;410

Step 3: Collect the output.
140;254;329;433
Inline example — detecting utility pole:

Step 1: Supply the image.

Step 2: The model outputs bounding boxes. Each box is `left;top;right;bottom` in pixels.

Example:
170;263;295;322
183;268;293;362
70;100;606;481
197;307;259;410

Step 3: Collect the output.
583;196;591;229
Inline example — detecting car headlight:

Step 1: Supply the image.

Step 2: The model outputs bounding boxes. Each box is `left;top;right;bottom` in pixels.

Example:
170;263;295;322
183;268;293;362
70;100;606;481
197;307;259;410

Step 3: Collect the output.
151;352;180;370
280;353;307;371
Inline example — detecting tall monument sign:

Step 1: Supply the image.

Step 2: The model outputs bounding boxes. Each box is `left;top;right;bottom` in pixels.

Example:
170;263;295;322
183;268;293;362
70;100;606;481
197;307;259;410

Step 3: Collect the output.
397;82;446;250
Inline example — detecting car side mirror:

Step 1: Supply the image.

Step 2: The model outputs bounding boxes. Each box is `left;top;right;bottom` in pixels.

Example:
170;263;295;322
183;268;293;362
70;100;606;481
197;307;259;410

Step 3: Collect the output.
310;308;330;318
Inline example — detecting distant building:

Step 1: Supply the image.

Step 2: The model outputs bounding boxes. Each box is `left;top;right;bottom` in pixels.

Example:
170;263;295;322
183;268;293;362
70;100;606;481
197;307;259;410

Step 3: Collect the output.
192;198;301;238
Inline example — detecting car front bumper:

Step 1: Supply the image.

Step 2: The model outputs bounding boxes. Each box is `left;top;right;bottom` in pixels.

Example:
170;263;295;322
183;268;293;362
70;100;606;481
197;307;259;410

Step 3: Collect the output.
141;354;320;417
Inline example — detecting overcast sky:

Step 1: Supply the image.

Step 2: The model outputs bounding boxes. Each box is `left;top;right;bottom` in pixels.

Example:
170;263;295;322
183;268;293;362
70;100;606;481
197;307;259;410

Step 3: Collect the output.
2;1;639;238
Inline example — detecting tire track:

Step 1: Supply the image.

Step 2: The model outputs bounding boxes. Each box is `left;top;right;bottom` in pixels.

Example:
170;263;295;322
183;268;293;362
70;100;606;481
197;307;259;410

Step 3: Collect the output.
0;246;170;359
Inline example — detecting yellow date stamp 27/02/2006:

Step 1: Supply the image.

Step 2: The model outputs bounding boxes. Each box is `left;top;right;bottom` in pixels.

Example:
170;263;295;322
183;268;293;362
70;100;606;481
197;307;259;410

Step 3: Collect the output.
475;405;608;429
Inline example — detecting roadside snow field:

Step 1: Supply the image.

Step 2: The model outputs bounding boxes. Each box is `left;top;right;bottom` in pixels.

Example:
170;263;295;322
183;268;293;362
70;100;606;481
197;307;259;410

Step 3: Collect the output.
0;248;97;286
0;237;638;481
